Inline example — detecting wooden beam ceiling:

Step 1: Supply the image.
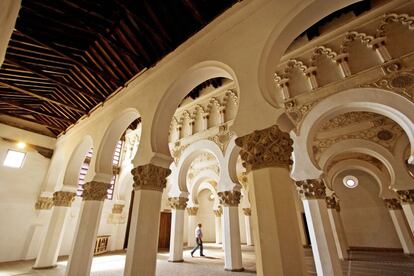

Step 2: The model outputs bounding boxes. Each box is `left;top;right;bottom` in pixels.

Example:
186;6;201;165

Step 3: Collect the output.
0;0;240;137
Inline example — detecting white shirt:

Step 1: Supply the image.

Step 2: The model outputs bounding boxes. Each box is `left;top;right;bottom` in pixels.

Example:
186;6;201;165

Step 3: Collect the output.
195;227;203;238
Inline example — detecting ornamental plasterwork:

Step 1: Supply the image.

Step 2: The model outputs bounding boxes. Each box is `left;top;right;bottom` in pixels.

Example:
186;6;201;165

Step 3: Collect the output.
397;190;414;204
35;197;54;210
325;195;340;211
187;164;220;181
325;153;384;174
53;191;76;207
213;206;223;217
377;13;414;38
383;198;402;210
112;204;124;214
295;179;326;200
187;207;198;216
319;112;380;131
168;197;188;210
235;125;293;171
131;164;171;192
242;208;251;216
218;190;241;207
83;181;111;201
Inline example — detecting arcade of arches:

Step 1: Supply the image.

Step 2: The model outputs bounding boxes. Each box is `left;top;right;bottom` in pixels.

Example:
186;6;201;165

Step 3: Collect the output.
2;0;414;275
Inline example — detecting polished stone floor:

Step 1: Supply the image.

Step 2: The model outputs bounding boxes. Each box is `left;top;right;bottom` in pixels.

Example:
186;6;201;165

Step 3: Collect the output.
1;244;414;275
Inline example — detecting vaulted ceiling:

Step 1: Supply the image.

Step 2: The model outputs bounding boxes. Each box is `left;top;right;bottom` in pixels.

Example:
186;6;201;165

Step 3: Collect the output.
0;0;239;137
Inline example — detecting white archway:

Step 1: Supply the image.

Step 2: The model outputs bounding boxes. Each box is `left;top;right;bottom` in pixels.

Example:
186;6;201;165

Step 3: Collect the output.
189;171;219;209
318;139;414;191
62;135;93;189
291;88;414;181
94;108;140;183
326;159;395;199
150;60;239;157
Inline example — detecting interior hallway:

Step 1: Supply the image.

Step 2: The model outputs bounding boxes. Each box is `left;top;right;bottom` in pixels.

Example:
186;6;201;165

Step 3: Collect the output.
1;244;414;276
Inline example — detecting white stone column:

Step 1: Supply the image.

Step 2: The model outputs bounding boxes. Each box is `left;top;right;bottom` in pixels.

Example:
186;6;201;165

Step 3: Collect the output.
296;179;343;276
124;164;171;276
33;191;75;269
397;190;414;235
168;197;188;262
218;190;243;272
242;208;254;246
236;125;306;276
326;196;348;260
65;181;111;276
186;207;198;247
384;199;414;254
214;207;223;244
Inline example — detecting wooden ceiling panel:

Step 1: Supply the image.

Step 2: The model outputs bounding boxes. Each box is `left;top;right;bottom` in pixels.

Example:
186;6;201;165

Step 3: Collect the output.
0;0;240;136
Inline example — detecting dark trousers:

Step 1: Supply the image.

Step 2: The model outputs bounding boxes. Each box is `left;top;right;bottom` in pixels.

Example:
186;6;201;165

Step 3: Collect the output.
191;238;203;256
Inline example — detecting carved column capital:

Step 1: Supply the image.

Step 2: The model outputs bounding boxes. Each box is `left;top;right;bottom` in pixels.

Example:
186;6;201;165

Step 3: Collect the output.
325;196;340;212
35;197;54;210
82;181;111;201
384;198;402;210
295;179;326;200
397;190;414;204
112;204;125;214
218;190;241;207
53;191;76;207
242;208;252;216
131;164;171;192
187;207;198;216
213;206;223;217
168;197;188;210
235;125;293;172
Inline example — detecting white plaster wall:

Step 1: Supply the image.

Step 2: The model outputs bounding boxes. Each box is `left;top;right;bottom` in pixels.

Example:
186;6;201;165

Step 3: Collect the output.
0;131;52;262
334;170;401;249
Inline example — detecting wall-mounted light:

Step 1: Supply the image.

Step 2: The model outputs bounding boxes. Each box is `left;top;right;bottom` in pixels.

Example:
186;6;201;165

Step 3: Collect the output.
16;142;26;149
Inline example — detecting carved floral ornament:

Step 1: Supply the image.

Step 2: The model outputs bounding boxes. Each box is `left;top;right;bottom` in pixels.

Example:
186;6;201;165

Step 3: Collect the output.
187;206;198;216
218;190;241;207
384;198;402;210
53;191;76;207
325;195;340;211
112;204;124;214
83;181;111;201
168;197;188;210
213;206;223;217
35;197;54;210
131;164;171;192
242;208;251;216
235;125;293;172
295;179;326;200
377;13;414;38
397;190;414;204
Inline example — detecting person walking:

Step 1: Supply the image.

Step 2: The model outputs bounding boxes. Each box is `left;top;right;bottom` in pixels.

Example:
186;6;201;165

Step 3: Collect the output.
191;223;205;257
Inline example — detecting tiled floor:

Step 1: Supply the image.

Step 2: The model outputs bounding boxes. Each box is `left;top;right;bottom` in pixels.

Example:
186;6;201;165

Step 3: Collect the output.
1;245;414;276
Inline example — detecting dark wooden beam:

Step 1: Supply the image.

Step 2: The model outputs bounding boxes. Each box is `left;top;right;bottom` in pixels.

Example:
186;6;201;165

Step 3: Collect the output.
0;99;74;123
0;79;86;114
0;136;54;158
181;0;205;24
0;111;65;131
5;57;103;102
15;30;123;87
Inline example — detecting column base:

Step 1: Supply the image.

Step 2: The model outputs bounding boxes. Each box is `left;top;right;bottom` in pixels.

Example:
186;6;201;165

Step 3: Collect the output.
225;267;244;272
168;259;184;263
32;265;57;270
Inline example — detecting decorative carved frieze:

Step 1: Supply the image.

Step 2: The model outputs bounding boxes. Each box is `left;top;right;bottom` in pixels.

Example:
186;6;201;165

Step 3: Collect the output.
187;207;198;216
213;206;223;217
235;125;293;171
242;208;252;216
35;197;54;210
295;179;326;200
218;190;241;207
112;204;124;214
82;181;111;201
168;197;188;210
53;191;76;207
325;196;340;211
397;190;414;204
131;164;171;192
384;198;402;210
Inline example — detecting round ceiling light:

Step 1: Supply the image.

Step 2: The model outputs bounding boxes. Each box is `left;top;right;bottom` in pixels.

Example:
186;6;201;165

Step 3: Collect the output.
343;175;358;189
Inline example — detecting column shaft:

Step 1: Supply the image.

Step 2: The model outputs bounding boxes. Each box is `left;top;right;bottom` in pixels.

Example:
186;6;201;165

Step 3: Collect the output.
402;204;414;235
244;213;253;246
33;206;70;268
124;190;162;276
248;167;306;276
169;209;185;262
187;215;198;247
303;199;343;276
389;209;414;254
222;206;243;271
327;208;348;260
215;215;223;244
